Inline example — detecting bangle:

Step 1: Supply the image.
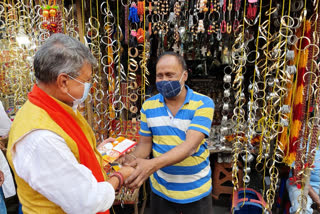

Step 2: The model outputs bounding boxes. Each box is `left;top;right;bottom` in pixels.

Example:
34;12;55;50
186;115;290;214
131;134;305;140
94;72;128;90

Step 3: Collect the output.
129;93;138;102
130;105;138;114
129;59;138;72
129;47;139;58
110;171;124;190
128;81;138;89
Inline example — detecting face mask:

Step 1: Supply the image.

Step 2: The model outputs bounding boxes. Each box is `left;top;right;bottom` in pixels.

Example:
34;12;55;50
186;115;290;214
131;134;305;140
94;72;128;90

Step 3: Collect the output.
156;71;185;98
67;75;91;111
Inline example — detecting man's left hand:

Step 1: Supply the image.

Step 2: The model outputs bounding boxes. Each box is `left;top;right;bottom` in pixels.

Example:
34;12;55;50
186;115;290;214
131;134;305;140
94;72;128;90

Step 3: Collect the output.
97;137;116;150
125;158;157;189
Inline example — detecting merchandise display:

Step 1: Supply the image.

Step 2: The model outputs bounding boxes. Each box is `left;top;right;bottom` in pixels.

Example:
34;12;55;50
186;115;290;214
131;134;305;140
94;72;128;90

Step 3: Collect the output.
99;136;137;164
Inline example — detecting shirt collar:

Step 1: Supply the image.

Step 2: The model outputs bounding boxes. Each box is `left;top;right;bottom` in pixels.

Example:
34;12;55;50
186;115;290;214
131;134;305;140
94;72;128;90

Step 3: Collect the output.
159;85;192;104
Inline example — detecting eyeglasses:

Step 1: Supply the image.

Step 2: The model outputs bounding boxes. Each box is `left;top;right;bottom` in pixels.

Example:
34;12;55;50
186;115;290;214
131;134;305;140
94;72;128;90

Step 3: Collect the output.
67;75;91;85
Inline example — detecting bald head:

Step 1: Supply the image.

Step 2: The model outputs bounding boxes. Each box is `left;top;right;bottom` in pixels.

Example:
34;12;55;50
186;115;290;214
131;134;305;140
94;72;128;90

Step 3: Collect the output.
156;52;187;72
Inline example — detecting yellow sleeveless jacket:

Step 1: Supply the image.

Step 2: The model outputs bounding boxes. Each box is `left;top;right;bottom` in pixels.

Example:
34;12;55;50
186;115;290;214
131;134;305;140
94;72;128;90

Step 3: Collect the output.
7;99;105;214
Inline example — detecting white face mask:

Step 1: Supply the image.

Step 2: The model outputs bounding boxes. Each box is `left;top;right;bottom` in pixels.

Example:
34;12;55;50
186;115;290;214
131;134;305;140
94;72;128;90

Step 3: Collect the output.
67;75;91;111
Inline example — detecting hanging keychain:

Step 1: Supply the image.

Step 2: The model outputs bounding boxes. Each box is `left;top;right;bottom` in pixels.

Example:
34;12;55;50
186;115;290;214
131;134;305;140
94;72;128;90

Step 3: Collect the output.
148;1;152;36
137;1;144;22
174;2;181;42
247;0;258;20
226;0;232;34
220;0;227;33
41;0;59;33
233;0;241;32
129;2;140;23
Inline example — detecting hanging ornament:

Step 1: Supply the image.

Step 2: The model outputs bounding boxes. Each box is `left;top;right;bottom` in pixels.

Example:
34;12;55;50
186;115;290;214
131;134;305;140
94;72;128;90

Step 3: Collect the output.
199;0;208;12
174;2;181;17
129;2;140;23
137;1;145;22
41;5;50;30
41;0;59;33
137;28;145;43
129;29;138;47
174;24;180;42
197;20;205;33
247;0;258;20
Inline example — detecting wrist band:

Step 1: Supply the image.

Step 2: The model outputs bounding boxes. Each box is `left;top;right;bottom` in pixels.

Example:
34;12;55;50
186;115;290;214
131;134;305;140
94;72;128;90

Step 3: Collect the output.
110;171;124;190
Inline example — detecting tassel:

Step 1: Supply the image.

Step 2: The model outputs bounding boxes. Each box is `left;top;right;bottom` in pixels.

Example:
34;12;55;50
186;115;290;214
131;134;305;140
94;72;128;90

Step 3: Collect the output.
129;3;140;23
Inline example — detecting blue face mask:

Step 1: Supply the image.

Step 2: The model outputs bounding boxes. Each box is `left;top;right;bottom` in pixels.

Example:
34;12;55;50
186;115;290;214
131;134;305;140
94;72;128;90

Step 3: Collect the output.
156;71;185;98
67;75;92;111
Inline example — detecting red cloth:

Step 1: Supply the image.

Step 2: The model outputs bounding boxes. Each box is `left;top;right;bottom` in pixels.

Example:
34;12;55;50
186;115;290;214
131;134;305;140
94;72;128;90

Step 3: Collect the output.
28;84;109;214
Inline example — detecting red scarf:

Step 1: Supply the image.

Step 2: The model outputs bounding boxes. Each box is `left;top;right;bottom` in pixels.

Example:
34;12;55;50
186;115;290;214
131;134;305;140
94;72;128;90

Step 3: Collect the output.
28;85;109;214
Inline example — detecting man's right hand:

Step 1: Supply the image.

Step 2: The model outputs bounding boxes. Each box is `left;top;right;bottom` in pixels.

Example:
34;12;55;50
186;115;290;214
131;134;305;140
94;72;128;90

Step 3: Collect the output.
0;170;4;186
97;137;116;151
125;158;158;189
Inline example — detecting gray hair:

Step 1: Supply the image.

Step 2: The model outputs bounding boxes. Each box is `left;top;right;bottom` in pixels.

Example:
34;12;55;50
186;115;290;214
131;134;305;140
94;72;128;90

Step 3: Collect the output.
34;33;97;83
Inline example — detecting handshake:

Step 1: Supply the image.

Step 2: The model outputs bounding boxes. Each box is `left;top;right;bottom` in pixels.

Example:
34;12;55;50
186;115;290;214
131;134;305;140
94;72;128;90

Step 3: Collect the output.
98;137;157;190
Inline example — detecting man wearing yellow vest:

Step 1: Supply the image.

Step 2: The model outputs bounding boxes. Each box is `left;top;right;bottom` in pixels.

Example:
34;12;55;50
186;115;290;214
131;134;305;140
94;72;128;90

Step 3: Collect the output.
7;33;133;214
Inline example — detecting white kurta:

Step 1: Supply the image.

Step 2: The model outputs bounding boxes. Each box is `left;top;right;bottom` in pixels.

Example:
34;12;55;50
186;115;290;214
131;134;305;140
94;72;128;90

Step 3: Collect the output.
0;100;16;198
12;130;115;214
0;152;16;198
0;101;11;137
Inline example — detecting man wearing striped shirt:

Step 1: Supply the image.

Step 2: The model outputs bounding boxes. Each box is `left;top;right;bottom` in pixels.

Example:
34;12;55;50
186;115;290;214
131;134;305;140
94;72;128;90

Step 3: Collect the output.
125;52;214;214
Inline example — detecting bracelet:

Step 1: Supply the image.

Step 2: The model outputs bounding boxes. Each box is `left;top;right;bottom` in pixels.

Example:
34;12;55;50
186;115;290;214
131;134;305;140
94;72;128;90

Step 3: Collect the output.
110;171;124;190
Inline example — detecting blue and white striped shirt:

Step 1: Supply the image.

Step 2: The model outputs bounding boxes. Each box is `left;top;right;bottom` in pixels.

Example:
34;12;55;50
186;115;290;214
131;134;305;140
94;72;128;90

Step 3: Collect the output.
139;85;215;204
